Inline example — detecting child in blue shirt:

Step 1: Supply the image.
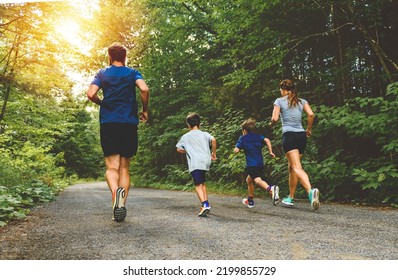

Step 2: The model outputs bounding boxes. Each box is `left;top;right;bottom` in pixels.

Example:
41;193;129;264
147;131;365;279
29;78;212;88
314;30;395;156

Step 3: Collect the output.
234;118;279;207
176;113;217;217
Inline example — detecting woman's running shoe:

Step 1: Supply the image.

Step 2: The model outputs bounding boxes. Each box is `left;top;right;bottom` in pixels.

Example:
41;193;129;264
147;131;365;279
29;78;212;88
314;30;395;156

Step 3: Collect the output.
282;196;294;206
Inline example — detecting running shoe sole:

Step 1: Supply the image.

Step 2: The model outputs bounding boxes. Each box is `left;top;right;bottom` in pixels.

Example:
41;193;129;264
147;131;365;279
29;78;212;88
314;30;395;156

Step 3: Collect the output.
114;207;127;222
272;185;280;206
198;207;210;217
310;188;320;211
113;187;127;222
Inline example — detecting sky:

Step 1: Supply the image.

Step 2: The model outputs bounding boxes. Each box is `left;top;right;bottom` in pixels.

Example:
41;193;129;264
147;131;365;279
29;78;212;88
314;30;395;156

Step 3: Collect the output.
0;0;64;3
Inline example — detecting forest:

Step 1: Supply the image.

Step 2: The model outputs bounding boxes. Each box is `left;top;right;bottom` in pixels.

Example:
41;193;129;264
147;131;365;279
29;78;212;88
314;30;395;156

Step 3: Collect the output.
1;0;397;226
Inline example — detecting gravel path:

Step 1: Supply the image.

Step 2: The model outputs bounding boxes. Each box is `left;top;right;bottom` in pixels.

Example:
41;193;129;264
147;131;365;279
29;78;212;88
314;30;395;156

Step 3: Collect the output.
1;182;397;260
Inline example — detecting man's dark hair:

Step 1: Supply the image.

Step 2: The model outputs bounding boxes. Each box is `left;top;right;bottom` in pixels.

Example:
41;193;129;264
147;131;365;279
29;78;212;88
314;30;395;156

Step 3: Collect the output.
108;43;127;65
186;113;201;128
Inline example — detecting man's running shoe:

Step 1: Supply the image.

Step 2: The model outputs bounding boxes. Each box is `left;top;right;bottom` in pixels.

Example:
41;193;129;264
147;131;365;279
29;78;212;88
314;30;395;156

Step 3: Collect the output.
282;196;294;206
112;187;127;222
270;185;280;206
198;206;211;217
309;188;320;211
242;198;254;208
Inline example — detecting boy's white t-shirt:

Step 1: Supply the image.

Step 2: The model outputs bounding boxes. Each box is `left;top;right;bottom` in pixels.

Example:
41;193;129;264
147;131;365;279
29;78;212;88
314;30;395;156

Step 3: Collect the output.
176;129;214;172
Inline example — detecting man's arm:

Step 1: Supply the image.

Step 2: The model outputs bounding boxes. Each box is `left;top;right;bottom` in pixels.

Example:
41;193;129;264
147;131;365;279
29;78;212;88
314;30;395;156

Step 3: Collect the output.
87;84;101;105
136;79;150;122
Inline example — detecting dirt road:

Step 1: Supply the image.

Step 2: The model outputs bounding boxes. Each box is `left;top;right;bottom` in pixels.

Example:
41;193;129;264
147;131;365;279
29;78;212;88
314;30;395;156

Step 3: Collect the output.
1;182;397;260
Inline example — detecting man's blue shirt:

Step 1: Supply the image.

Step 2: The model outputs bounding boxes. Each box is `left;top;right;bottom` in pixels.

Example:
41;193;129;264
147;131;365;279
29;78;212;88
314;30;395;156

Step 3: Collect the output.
91;65;143;124
236;132;265;167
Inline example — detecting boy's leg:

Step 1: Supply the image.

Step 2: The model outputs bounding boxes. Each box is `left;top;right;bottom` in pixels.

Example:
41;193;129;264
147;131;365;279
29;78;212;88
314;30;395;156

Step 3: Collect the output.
246;175;255;198
191;170;210;216
195;183;207;203
196;184;210;217
242;175;255;208
253;176;280;206
253;177;270;191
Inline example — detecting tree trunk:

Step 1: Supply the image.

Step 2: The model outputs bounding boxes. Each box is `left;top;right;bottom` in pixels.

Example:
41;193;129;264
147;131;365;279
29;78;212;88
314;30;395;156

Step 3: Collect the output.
0;83;11;123
332;1;348;103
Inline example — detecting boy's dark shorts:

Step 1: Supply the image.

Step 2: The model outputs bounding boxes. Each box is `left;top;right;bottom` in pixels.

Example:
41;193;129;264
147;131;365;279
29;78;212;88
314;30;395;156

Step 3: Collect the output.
245;166;266;181
100;123;138;158
191;169;207;185
282;131;307;154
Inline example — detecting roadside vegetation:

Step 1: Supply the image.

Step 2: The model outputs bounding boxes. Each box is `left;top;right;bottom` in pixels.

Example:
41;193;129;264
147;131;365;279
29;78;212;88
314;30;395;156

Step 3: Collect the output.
1;0;397;227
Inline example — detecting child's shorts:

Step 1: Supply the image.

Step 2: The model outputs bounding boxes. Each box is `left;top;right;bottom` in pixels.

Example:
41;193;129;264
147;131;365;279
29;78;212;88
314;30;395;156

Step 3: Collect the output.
190;169;207;185
245;166;266;181
282;131;307;154
100;123;138;157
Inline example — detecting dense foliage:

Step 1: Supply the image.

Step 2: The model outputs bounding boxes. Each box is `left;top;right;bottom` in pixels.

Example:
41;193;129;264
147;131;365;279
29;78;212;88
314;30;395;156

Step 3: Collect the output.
1;0;397;226
0;2;103;226
136;0;398;206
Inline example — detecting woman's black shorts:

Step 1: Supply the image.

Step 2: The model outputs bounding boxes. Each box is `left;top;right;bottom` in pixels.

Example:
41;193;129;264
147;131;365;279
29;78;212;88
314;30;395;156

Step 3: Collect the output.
282;131;307;154
100;123;138;157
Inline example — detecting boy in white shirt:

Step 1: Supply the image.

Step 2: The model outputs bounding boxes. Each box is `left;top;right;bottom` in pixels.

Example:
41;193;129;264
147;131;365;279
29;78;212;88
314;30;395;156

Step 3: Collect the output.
176;113;217;217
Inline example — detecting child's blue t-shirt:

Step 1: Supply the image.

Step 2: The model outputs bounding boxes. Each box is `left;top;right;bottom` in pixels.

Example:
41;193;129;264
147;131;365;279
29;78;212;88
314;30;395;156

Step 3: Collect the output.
91;65;144;124
235;132;265;167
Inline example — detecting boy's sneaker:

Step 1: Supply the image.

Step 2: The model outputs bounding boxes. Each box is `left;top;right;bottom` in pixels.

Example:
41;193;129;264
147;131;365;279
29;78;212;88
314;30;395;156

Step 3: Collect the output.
198;206;211;217
112;187;127;222
309;188;320;211
270;185;280;206
242;198;254;208
282;196;294;206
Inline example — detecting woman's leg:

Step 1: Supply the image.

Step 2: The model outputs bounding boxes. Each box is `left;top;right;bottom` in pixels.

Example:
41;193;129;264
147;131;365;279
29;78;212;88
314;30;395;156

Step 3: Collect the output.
287;160;299;198
285;149;312;194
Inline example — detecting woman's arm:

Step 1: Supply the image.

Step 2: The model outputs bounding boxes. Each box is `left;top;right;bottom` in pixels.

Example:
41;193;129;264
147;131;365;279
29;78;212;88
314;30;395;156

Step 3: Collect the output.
270;105;280;127
303;103;314;137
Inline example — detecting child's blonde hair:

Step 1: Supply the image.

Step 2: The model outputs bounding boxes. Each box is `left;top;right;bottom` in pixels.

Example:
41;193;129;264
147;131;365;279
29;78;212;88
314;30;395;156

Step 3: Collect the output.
241;118;256;132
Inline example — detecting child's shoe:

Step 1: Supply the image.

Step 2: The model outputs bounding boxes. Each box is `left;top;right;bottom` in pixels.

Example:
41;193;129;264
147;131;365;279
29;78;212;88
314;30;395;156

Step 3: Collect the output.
309;188;320;211
242;198;254;208
270;185;280;206
198;206;210;217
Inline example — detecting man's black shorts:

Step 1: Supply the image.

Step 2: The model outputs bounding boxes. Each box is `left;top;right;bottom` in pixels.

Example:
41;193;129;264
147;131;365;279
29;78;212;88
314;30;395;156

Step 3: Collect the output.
100;123;138;157
282;131;307;154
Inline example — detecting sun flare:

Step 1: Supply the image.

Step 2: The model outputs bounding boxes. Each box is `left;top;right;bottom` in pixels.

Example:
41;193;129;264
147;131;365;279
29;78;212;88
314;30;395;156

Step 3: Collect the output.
55;19;91;55
56;19;80;43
